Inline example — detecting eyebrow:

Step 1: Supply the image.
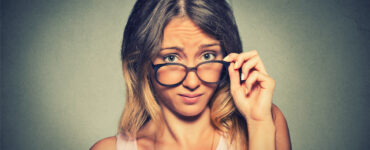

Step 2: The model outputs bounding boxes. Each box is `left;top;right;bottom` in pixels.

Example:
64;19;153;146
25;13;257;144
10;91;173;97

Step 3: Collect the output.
160;46;183;51
160;43;220;51
199;43;220;49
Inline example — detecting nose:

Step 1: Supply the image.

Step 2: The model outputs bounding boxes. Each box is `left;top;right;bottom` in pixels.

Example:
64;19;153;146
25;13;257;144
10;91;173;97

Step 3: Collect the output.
182;70;200;91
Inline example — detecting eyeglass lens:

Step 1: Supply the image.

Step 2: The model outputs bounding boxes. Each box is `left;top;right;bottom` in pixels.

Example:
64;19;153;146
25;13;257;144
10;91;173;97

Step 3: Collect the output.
156;62;226;85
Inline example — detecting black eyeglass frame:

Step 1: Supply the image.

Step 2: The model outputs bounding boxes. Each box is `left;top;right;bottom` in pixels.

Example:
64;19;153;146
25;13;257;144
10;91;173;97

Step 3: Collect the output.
152;60;230;87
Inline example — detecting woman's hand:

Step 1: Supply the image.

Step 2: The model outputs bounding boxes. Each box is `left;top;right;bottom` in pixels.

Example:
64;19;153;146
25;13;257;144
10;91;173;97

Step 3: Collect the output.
224;50;275;124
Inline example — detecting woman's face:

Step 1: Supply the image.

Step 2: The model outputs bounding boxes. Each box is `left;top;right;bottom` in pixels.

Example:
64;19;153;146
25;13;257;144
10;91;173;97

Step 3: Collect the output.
152;17;224;117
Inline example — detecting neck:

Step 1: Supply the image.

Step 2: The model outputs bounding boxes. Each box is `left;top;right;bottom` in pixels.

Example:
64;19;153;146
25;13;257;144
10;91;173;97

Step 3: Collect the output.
157;105;215;146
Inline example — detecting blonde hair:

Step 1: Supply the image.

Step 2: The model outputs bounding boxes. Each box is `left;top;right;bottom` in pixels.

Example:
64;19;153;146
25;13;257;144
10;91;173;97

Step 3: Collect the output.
118;0;248;149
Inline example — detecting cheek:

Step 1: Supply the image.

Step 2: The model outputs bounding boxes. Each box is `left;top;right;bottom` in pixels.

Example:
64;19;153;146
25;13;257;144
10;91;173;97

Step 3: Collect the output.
204;84;218;92
205;86;218;99
152;82;174;102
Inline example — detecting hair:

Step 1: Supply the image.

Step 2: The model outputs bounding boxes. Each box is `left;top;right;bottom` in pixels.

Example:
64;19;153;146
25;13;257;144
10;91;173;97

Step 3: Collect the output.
119;0;247;149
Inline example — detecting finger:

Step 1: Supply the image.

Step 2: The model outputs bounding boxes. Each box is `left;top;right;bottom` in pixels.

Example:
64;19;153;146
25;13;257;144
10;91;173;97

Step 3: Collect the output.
223;50;256;62
254;55;268;75
230;50;269;75
245;70;275;94
240;56;258;80
228;62;241;92
223;53;239;62
233;50;258;69
241;55;268;77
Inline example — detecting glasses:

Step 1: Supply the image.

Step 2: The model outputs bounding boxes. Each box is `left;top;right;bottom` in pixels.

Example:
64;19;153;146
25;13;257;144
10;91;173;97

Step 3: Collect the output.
152;60;230;87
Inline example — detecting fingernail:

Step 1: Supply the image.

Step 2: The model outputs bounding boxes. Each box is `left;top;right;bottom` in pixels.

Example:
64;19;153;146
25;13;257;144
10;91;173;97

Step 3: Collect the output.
223;56;230;61
241;73;245;80
245;87;249;94
234;62;239;69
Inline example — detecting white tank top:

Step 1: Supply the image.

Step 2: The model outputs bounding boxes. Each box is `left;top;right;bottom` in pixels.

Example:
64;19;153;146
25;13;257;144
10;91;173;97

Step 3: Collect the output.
116;133;230;150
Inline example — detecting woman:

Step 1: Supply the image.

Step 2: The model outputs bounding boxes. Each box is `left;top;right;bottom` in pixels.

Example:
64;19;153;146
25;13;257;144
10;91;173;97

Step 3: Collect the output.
92;0;291;149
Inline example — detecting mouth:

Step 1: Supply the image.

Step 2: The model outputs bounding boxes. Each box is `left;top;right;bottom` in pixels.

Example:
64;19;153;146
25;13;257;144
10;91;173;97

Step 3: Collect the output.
178;93;204;104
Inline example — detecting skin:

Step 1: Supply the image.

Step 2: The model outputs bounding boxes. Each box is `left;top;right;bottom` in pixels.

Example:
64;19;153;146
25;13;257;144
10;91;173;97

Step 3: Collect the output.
91;17;291;150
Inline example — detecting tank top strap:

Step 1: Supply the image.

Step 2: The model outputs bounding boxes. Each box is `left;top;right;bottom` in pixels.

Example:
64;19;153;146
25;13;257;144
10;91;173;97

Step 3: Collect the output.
116;133;138;150
216;133;230;150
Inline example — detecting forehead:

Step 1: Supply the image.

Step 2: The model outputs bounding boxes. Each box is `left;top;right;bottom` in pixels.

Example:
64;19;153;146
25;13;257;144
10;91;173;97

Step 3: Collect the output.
162;17;219;47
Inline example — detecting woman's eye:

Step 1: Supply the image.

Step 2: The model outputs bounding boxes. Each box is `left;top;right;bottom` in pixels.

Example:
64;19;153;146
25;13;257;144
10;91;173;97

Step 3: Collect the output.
201;53;216;61
163;55;179;62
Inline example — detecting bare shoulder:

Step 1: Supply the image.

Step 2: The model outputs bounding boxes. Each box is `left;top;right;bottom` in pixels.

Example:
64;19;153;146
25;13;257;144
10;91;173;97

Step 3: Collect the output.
271;103;285;120
271;103;288;131
90;136;116;150
137;121;156;150
271;103;292;150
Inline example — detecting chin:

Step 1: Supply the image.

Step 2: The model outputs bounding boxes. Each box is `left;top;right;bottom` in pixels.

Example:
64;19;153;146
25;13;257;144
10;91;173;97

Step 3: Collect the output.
177;105;207;117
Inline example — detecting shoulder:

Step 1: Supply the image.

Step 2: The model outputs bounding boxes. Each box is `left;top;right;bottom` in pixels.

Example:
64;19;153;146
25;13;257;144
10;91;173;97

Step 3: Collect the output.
136;121;156;150
271;103;292;150
271;103;288;129
137;136;155;150
90;136;116;150
271;103;284;120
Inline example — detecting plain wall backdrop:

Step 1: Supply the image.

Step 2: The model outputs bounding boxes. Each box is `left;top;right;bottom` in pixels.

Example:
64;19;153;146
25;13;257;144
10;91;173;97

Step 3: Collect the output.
1;0;369;149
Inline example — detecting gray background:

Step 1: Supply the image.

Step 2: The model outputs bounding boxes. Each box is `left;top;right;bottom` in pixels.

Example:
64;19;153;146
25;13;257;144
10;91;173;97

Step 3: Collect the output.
1;0;369;149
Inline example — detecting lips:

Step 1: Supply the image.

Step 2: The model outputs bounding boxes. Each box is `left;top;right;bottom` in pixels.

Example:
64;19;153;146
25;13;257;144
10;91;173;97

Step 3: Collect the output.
178;93;203;104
